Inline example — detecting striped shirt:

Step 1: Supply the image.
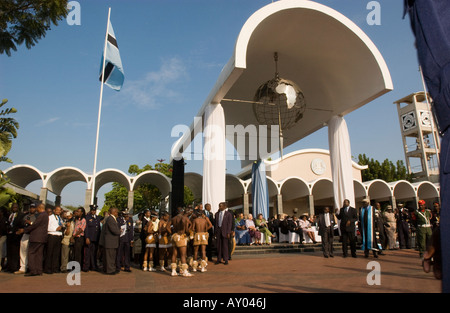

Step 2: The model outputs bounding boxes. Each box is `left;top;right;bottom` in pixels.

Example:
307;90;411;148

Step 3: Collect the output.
73;218;86;237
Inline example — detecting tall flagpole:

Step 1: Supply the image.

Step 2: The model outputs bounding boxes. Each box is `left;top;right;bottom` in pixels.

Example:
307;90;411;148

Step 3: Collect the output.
91;7;111;206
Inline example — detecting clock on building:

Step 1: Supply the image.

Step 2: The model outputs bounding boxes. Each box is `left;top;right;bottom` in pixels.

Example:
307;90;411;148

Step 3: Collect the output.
311;158;326;175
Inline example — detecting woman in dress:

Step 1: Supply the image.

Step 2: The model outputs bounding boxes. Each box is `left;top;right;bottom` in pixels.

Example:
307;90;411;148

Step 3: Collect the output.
245;214;261;245
383;205;397;250
255;213;275;245
299;214;317;244
234;213;250;245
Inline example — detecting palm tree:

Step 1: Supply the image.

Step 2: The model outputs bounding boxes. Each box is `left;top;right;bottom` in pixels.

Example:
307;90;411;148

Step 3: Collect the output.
0;98;19;163
0;98;19;207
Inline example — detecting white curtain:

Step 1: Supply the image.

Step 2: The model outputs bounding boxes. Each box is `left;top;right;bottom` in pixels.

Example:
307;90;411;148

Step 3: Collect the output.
328;116;355;211
202;103;226;214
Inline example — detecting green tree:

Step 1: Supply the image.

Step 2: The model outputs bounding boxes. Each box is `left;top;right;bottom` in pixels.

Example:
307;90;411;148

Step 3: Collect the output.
0;99;19;207
184;185;195;207
0;99;19;208
0;99;19;163
357;154;412;182
102;162;195;214
0;0;69;56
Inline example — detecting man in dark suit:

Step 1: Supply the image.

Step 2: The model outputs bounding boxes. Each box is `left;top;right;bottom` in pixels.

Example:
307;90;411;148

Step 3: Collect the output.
6;203;24;273
336;199;358;258
269;214;281;242
116;209;134;272
99;207;121;275
24;203;49;276
83;204;101;272
204;203;215;261
318;207;336;258
214;202;233;265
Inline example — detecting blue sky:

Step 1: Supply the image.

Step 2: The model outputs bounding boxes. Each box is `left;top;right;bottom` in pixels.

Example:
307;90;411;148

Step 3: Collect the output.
0;0;425;207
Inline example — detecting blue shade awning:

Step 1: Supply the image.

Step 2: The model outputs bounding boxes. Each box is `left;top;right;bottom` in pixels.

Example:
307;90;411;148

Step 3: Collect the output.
251;160;269;219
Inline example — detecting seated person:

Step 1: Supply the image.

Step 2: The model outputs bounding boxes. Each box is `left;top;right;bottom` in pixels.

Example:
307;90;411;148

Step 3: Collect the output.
291;215;304;243
299;214;317;244
234;213;251;245
278;214;290;242
255;213;275;245
245;214;261;245
268;215;280;240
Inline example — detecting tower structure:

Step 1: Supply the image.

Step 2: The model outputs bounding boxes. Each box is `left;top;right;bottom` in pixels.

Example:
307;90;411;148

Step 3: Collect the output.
394;92;440;183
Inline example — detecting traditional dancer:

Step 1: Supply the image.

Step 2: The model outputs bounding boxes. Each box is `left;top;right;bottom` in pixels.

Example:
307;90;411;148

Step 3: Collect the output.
191;210;212;272
157;212;172;271
143;212;159;271
170;207;192;277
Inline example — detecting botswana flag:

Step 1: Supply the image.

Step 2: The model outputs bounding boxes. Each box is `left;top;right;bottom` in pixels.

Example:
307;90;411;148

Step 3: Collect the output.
99;19;124;91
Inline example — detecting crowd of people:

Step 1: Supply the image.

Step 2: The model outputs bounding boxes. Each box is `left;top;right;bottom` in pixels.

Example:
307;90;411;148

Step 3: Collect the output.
0;198;441;278
234;212;321;247
335;198;441;279
0;201;235;277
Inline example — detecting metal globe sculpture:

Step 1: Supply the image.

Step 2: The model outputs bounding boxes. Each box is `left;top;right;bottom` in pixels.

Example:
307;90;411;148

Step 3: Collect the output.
253;52;306;158
253;76;306;129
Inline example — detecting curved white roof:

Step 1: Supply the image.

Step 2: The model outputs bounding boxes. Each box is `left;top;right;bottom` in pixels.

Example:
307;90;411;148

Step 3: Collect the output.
171;0;393;168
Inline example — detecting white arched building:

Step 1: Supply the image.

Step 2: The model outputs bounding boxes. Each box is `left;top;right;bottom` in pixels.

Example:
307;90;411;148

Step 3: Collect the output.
3;165;172;212
217;149;440;217
170;0;394;214
3;148;440;215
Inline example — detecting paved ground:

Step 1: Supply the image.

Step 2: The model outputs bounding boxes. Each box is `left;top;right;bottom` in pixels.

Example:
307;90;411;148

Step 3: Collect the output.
0;248;441;294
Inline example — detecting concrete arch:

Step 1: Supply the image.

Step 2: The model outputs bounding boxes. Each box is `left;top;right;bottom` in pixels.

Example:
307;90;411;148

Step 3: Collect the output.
280;176;311;201
132;170;171;197
364;179;393;201
354;180;368;202
310;178;334;201
389;180;416;201
226;174;246;201
45;166;89;195
171;0;393;163
93;168;131;196
234;0;392;82
3;164;45;189
414;181;440;201
184;172;203;201
245;175;279;197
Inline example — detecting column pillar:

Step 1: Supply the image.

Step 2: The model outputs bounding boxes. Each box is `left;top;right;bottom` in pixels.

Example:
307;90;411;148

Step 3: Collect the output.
171;158;185;217
202;103;226;214
39;188;48;205
277;193;283;215
413;196;419;210
308;195;315;217
328;116;355;209
55;195;61;207
243;193;250;216
127;190;134;214
84;189;93;211
390;196;397;210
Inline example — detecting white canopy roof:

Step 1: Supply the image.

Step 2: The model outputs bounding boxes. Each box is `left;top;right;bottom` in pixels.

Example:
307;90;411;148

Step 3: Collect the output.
171;0;393;168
